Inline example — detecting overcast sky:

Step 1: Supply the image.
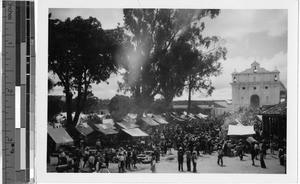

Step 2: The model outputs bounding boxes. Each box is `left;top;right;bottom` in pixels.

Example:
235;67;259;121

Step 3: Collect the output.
49;9;287;101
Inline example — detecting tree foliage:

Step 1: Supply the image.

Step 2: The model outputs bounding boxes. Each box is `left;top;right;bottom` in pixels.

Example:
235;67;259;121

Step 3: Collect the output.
118;9;225;119
108;95;135;121
186;36;227;113
48;96;65;122
49;15;123;136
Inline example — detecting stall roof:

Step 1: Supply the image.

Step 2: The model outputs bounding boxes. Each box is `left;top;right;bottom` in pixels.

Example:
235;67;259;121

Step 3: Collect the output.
102;119;115;125
152;115;169;124
117;122;139;129
141;117;160;126
48;127;74;145
122;128;148;137
95;124;118;135
260;101;287;116
227;124;255;136
76;122;93;136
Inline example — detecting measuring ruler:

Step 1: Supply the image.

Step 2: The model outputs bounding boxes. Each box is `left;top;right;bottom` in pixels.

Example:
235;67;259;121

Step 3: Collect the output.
2;1;35;184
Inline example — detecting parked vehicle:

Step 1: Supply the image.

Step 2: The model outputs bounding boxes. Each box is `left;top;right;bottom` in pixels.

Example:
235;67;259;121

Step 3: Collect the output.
137;150;153;164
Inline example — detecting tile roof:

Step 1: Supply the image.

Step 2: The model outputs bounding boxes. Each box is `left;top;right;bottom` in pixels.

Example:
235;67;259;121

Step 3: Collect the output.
260;101;287;116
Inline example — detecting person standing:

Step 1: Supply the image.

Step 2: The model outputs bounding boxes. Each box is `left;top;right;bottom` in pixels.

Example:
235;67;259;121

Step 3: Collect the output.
177;147;184;172
250;142;256;166
151;153;156;173
217;146;224;166
261;140;268;159
104;150;110;169
237;141;244;160
191;151;197;173
117;153;125;173
254;142;260;160
132;148;138;169
125;148;132;170
222;141;228;157
186;150;192;172
260;143;267;168
269;140;275;155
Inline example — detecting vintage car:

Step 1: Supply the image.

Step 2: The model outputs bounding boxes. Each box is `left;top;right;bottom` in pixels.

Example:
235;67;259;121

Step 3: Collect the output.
137;150;154;164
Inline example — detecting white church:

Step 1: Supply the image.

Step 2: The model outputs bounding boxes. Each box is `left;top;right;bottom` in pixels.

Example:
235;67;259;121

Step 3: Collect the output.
230;61;286;111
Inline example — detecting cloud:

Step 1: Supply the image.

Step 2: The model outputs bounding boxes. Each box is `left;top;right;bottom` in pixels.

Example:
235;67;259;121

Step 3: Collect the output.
91;73;126;99
202;9;287;40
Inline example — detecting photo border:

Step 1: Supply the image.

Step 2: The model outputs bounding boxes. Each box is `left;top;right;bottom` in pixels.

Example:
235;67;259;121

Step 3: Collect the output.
36;0;298;183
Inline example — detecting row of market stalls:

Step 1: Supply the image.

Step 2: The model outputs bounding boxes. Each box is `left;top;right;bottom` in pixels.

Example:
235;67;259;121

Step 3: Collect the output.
48;110;211;150
48;113;172;150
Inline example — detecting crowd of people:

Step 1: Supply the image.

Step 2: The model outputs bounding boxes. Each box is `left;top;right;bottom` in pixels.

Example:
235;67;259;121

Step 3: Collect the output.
51;115;286;173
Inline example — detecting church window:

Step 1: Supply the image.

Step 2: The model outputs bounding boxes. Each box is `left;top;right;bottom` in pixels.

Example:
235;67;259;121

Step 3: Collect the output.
233;76;236;83
242;87;245;90
274;75;277;81
253;87;256;90
265;86;268;89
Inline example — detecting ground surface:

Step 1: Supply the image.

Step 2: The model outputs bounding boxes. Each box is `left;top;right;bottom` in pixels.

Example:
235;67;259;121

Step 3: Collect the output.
47;149;285;174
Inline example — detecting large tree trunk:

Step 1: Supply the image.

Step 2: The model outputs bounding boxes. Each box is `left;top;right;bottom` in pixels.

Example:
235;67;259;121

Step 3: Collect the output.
65;89;77;138
164;96;173;121
187;78;193;114
187;85;192;114
72;82;89;140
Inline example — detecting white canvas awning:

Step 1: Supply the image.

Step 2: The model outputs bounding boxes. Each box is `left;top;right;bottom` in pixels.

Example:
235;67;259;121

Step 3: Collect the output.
122;128;148;137
227;124;255;136
102;119;114;125
196;113;208;119
117;122;139;129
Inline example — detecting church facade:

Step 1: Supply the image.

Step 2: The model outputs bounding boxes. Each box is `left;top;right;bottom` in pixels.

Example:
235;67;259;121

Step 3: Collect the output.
231;61;286;111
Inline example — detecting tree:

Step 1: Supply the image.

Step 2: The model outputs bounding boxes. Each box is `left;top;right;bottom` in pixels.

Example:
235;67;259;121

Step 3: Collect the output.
108;94;134;121
49;16;122;137
118;9;221;119
186;37;227;113
76;92;99;114
158;32;199;118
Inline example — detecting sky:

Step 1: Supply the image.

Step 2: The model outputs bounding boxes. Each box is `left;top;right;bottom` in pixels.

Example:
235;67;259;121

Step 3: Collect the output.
49;9;287;101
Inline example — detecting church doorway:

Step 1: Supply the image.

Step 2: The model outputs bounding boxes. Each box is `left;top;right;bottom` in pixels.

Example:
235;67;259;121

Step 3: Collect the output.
250;95;260;108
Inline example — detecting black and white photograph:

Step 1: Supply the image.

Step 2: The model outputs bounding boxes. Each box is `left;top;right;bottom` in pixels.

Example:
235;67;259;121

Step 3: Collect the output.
47;8;289;175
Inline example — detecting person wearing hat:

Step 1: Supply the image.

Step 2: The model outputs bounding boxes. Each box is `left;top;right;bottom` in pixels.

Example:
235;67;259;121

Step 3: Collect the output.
191;151;197;173
117;152;125;173
177;147;184;172
95;139;101;151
